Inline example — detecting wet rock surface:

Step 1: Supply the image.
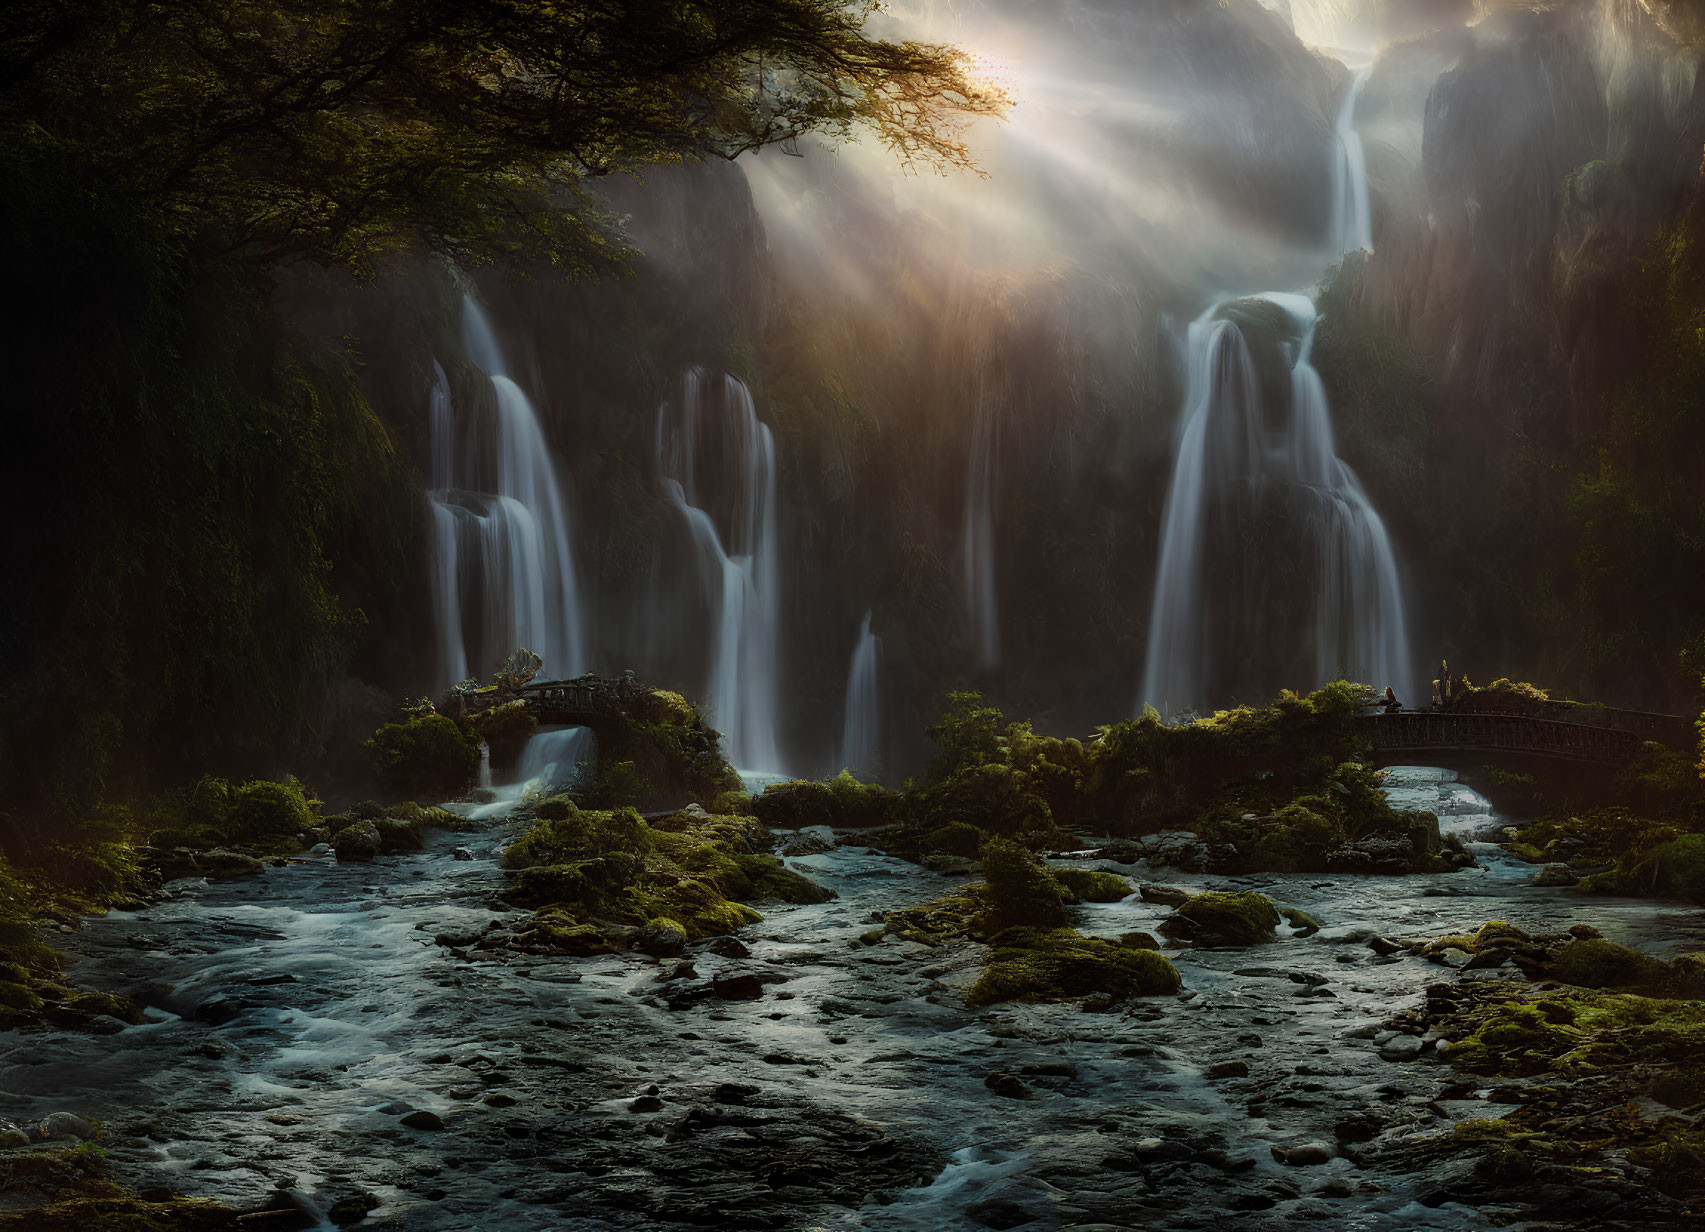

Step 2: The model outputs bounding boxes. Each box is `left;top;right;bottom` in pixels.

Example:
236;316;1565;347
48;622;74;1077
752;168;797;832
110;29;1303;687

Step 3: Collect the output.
1;767;1700;1230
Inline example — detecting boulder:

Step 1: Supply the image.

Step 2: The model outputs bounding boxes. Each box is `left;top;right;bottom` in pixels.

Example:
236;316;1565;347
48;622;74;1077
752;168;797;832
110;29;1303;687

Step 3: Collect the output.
634;918;688;958
332;819;382;861
1532;863;1578;887
1158;891;1280;946
37;1112;96;1141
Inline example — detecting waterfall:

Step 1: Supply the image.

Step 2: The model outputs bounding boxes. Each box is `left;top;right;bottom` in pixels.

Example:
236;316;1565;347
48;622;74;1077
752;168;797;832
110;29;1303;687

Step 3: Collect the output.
839;611;883;777
477;741;492;790
424;296;587;689
1139;69;1410;714
961;400;1001;670
465;726;596;820
655;369;785;773
1329;66;1374;257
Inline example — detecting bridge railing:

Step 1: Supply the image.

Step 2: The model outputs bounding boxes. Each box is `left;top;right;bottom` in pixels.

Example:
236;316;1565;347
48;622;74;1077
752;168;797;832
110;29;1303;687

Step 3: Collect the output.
1363;712;1648;762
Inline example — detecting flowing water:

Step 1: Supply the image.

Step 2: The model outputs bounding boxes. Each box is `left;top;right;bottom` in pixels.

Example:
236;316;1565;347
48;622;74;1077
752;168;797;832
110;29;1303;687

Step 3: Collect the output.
655;368;786;775
1140;69;1412;715
838;612;884;779
425;297;587;689
7;763;1700;1231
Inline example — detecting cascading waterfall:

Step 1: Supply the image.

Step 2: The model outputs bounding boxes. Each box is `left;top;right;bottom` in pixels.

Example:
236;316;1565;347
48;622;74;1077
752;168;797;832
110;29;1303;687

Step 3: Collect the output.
465;726;596;820
961;400;1001;671
838;611;883;777
425;296;587;689
1139;68;1411;714
1329;66;1375;257
655;368;785;773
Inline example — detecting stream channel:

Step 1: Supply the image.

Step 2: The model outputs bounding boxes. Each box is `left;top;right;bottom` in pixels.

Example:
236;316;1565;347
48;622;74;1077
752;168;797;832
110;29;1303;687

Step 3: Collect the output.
3;767;1701;1231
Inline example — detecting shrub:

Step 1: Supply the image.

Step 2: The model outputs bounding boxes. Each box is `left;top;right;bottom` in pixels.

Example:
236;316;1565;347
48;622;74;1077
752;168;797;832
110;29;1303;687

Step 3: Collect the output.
364;715;479;800
228;778;315;839
980;837;1067;929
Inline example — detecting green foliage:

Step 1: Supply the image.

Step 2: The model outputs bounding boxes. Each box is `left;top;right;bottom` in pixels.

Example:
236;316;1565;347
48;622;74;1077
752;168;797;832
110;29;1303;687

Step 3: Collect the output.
711;790;755;816
750;772;895;828
364;715;478;800
582;760;652;810
967;927;1180;1007
979;837;1067;930
226;778;314;840
0;1;1006;274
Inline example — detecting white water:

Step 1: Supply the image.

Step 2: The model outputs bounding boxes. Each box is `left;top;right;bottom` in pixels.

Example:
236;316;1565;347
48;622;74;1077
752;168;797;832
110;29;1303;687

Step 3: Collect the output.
960;400;1000;671
424;297;587;689
465;726;595;820
1139;69;1410;714
655;368;785;774
838;611;883;777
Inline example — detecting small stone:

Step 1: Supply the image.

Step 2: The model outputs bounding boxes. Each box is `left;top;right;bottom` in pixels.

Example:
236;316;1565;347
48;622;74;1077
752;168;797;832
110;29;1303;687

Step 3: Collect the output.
1271;1141;1334;1166
452;847;475;861
1433;947;1472;968
634;918;688;958
712;1082;758;1104
1378;1034;1425;1061
399;1110;444;1131
983;1073;1030;1100
328;1193;378;1226
1132;1137;1193;1162
1208;1061;1250;1079
628;1096;663;1113
1317;1179;1353;1198
711;973;763;1001
1138;884;1191;907
0;1129;28;1150
37;1112;96;1141
703;936;750;959
1366;936;1404;956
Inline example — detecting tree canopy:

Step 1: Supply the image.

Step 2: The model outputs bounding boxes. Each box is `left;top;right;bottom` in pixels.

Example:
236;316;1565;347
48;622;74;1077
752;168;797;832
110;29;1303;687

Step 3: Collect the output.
0;0;1006;274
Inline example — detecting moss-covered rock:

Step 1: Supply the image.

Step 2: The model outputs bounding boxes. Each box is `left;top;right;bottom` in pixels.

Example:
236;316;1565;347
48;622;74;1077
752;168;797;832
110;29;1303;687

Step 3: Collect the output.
500;805;827;952
1050;868;1132;903
967;927;1181;1007
1158;891;1280;946
364;714;479;800
1549;938;1671;988
980;838;1068;930
465;699;537;768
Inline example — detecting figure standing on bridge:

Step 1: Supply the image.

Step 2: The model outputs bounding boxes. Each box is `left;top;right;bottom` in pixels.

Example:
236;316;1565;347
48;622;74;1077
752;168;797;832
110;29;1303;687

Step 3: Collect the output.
1382;685;1402;714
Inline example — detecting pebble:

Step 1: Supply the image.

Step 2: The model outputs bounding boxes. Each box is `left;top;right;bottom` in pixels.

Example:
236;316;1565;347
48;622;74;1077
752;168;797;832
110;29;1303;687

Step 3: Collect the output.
983;1073;1031;1100
399;1110;444;1131
1208;1061;1250;1079
711;973;763;1001
452;847;475;861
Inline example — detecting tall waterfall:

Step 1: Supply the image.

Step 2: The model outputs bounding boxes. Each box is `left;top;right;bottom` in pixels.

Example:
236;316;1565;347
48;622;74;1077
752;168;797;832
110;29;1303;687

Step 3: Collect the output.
961;400;1001;670
655;369;785;773
1139;69;1411;714
425;297;587;689
838;611;883;777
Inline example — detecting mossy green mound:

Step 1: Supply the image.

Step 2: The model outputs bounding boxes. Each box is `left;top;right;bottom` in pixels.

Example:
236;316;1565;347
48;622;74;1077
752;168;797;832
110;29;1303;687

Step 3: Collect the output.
1157;891;1280;946
364;714;479;800
501;805;831;952
1549;938;1671;988
751;772;895;829
967;927;1180;1007
1050;868;1132;903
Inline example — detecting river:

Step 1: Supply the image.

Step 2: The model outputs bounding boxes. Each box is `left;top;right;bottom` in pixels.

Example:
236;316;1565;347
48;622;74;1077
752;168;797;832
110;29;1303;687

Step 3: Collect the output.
3;767;1700;1230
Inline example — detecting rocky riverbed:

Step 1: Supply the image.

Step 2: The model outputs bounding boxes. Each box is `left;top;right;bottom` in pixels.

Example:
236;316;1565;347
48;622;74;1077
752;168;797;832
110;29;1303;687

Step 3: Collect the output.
2;767;1700;1230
